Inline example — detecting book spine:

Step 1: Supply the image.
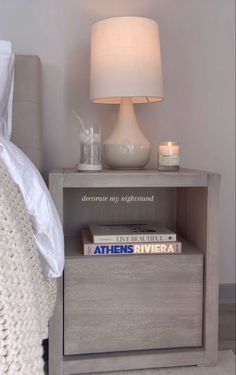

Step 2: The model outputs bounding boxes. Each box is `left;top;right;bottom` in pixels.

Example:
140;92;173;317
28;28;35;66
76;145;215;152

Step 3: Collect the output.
92;233;176;244
83;242;182;256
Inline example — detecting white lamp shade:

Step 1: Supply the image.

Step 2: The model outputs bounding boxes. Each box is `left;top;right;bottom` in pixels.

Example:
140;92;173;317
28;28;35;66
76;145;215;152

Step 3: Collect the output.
90;16;164;104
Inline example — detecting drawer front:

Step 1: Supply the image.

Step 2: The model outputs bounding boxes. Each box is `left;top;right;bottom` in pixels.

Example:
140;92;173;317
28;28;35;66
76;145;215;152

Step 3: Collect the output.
64;254;203;355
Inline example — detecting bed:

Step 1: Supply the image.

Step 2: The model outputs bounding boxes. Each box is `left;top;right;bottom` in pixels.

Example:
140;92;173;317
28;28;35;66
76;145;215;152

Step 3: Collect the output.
12;55;42;170
0;55;56;375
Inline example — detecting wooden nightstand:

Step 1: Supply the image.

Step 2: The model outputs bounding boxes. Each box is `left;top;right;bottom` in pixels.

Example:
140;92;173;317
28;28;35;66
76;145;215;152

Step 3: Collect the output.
48;168;220;375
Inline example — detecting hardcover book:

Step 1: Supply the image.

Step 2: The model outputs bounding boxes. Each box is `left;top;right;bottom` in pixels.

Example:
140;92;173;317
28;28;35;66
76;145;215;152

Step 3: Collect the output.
82;230;181;256
89;222;176;244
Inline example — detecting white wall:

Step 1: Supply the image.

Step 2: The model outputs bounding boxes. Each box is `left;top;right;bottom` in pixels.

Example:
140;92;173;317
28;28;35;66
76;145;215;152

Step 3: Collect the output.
0;0;235;283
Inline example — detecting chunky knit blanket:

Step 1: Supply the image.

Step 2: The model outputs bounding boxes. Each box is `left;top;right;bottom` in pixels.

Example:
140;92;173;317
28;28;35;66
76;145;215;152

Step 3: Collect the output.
0;160;57;374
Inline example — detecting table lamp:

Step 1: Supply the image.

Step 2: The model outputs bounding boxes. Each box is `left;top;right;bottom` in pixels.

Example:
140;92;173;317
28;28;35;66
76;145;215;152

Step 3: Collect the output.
90;16;164;169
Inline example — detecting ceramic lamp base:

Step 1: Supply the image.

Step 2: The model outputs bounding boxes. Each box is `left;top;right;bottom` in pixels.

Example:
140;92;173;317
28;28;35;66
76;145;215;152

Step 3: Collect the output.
103;97;151;169
104;143;150;169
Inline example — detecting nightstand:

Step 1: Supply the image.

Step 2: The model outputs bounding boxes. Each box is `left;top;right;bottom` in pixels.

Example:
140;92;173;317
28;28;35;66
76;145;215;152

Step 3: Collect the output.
48;168;220;375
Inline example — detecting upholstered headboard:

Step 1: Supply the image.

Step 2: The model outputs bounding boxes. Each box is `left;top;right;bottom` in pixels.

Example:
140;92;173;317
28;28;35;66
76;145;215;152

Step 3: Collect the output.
12;55;42;171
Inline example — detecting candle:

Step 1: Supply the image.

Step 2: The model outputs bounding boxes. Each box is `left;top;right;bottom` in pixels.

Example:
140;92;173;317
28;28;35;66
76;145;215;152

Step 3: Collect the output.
158;142;180;170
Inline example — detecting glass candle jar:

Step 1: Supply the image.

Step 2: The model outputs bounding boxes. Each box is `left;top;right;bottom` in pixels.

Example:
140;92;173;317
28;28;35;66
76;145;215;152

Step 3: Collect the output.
158;142;180;171
78;124;102;172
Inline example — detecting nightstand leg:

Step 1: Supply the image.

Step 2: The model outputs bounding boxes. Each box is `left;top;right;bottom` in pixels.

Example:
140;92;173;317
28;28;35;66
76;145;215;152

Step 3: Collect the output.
203;174;220;365
49;173;64;374
49;277;64;375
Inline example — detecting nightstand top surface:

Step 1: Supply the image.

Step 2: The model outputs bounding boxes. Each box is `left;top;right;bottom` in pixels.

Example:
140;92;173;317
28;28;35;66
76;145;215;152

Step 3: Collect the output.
49;168;219;188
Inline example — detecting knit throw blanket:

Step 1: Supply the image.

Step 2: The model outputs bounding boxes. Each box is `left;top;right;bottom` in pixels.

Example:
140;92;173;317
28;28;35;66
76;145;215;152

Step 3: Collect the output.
0;160;57;374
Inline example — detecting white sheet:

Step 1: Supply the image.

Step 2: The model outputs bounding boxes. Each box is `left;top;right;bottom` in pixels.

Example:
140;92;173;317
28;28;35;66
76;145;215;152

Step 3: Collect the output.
0;40;14;139
0;136;64;278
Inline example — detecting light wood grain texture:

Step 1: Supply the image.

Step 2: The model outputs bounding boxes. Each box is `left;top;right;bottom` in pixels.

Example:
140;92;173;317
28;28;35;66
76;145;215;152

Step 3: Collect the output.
176;174;221;365
48;173;64;375
62;168;208;188
64;243;203;355
61;351;235;375
44;305;236;374
48;169;220;374
203;174;221;365
176;187;207;252
64;187;176;236
63;350;206;375
219;304;236;354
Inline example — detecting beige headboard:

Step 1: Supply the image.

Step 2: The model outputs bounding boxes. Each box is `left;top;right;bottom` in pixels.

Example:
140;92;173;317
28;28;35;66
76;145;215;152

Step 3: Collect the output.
12;55;42;171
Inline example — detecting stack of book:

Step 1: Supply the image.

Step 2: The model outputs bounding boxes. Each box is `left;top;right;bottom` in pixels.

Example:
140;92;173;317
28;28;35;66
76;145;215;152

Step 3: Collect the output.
82;223;182;256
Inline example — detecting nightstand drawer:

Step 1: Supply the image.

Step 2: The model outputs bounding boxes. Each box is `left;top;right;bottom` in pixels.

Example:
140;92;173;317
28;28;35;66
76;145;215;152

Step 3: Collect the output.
64;247;203;355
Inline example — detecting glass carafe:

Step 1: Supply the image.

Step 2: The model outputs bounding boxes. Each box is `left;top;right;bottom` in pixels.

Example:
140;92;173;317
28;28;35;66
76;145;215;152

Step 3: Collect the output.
78;124;102;171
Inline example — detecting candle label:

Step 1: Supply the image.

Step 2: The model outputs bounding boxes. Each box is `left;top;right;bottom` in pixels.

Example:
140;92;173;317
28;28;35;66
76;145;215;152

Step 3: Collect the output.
159;153;180;166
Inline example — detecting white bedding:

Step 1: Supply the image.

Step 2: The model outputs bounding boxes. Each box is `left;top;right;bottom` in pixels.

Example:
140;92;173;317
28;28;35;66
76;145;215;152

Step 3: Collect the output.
0;41;64;278
0;136;64;278
0;40;14;139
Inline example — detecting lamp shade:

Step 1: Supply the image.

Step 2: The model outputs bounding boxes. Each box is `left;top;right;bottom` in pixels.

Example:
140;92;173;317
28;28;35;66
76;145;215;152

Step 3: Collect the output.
90;16;164;104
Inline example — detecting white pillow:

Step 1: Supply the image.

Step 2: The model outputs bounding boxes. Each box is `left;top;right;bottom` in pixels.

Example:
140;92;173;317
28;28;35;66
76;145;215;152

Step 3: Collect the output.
0;40;14;139
0;136;64;278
